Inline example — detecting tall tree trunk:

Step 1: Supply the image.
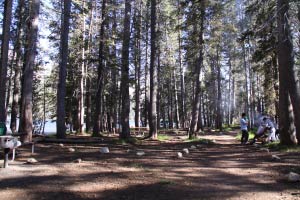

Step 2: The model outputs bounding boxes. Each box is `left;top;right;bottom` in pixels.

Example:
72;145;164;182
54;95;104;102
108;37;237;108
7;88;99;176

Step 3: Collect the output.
57;0;71;139
144;0;150;127
197;90;203;131
188;2;205;139
0;0;13;123
120;0;131;139
177;0;185;128
227;55;232;125
134;0;141;128
277;0;298;145
242;41;249;117
216;47;222;130
20;0;40;142
157;50;161;129
85;0;95;133
111;0;118;133
93;0;106;136
149;0;158;139
78;0;86;134
173;69;180;129
10;0;25;133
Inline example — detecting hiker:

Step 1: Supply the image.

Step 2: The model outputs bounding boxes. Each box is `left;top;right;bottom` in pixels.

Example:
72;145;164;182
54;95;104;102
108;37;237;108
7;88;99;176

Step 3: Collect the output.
250;117;268;145
240;113;249;144
266;118;278;142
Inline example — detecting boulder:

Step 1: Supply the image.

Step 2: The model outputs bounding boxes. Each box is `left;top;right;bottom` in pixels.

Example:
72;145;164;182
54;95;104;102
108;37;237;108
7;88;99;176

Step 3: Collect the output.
182;148;189;154
136;151;145;156
271;155;281;161
68;148;75;152
100;147;110;153
74;158;82;163
190;145;196;149
27;158;38;164
286;172;300;182
177;152;183;158
260;148;269;153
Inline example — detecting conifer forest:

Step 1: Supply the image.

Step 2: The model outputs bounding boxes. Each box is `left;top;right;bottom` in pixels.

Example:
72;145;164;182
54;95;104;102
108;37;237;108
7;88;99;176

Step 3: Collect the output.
1;0;299;143
1;1;300;199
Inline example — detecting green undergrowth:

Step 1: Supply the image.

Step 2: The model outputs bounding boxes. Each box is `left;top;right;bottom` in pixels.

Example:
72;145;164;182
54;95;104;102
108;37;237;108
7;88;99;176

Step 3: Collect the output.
235;130;255;140
113;137;142;145
265;142;300;153
157;134;170;141
185;137;214;144
158;179;175;185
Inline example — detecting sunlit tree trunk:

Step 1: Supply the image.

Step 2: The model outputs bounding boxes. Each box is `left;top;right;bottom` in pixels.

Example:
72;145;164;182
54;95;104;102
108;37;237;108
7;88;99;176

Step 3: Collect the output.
120;0;131;139
0;0;13;123
20;0;40;142
149;0;158;139
93;0;106;136
277;0;299;145
57;0;71;139
188;2;205;138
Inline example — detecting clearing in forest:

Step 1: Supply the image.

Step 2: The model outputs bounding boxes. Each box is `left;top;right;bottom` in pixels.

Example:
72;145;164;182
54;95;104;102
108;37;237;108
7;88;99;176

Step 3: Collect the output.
0;130;300;200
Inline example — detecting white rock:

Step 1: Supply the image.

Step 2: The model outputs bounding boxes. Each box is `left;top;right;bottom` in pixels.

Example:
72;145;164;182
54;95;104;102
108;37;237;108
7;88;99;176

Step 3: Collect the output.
260;148;269;153
27;158;38;164
68;148;75;152
100;147;110;153
59;143;64;147
177;152;183;158
182;148;189;154
212;140;216;143
271;155;281;161
136;151;145;156
74;158;82;163
196;144;202;148
286;172;300;182
190;145;196;149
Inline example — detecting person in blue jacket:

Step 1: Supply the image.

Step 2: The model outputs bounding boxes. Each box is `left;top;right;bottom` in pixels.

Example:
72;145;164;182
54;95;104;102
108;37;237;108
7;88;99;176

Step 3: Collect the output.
240;113;249;144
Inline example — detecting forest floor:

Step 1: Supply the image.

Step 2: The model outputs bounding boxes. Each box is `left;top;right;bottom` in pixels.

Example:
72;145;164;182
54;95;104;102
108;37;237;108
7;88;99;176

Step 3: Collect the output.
0;129;300;200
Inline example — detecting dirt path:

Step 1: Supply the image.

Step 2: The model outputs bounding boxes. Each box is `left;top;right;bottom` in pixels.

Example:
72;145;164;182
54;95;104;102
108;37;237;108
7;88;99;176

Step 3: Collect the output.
0;131;300;200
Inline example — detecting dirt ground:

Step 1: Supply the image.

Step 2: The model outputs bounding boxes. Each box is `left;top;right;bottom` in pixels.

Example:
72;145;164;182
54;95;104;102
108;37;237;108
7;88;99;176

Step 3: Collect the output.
0;130;300;200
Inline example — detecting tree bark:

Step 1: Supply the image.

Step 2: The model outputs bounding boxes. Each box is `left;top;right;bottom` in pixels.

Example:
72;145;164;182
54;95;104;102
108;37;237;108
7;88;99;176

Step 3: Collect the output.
0;0;13;123
93;0;106;136
277;0;298;145
149;0;158;139
188;1;205;139
10;0;25;133
20;0;40;142
57;0;71;139
177;0;185;129
216;47;222;130
134;0;142;128
120;0;131;139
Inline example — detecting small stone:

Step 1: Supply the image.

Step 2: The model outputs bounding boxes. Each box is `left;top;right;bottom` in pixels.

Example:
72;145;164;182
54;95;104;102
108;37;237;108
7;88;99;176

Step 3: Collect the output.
182;148;189;154
59;143;64;147
27;158;38;164
126;149;131;153
286;172;300;182
196;144;202;147
100;147;110;153
212;140;216;143
271;155;281;161
74;158;82;163
136;151;145;156
68;148;75;152
190;145;196;149
260;148;269;153
177;152;183;158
